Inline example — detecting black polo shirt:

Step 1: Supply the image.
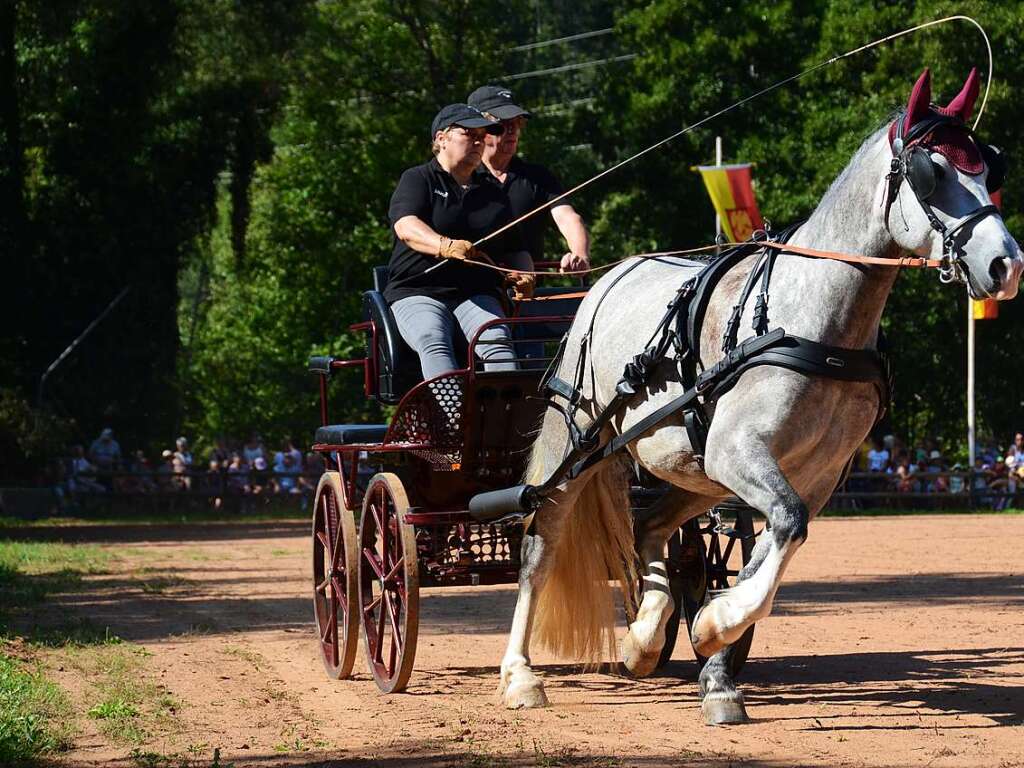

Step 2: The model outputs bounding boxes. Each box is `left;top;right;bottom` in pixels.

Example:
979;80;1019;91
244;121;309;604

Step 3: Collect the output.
384;157;524;305
476;156;565;263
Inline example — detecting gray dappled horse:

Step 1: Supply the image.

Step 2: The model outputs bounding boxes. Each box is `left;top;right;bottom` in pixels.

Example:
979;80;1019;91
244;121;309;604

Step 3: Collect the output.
497;68;1022;724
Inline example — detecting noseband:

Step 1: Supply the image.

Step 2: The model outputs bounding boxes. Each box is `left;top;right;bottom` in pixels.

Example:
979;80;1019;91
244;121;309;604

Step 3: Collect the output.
885;111;1005;284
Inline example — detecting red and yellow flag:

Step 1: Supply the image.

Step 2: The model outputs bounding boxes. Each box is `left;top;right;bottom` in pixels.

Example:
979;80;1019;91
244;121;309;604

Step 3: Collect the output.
696;164;764;242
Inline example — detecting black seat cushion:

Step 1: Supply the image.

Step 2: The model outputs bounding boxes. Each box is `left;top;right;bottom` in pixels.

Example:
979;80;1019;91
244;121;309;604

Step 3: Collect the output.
315;424;388;445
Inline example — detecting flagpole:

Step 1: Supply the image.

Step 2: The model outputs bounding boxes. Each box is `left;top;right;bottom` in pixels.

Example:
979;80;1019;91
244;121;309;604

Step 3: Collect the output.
714;136;722;241
967;294;976;469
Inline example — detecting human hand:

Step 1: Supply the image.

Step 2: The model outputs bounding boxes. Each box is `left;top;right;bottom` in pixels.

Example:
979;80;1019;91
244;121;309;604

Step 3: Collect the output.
438;237;476;260
506;271;535;301
559;252;590;272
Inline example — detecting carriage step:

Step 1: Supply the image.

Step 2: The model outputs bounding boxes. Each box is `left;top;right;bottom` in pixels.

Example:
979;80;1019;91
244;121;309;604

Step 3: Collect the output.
314;424;388;445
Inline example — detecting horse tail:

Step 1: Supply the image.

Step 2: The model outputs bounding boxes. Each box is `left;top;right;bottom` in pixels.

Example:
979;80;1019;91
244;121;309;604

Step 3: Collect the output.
526;446;636;665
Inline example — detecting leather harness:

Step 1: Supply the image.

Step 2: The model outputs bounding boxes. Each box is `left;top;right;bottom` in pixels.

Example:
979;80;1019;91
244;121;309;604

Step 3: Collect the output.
531;223;892;495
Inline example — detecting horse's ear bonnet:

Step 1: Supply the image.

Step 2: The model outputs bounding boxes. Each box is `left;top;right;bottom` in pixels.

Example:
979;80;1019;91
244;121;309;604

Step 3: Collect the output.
890;67;1005;195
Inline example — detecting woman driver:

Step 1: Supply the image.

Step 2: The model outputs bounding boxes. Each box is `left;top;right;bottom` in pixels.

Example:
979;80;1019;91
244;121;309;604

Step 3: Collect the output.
385;103;533;380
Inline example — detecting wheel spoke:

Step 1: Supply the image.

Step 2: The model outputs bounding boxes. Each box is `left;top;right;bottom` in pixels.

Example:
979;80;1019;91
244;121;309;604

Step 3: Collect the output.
362;548;386;581
331;575;347;614
375;593;387;663
384;589;404;659
321;597;337;643
364;591;382;614
315;577;330;594
316;531;332;556
382;555;404;585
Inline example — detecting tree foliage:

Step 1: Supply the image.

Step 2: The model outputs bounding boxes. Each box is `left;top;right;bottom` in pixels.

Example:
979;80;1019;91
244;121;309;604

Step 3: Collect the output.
3;0;1022;476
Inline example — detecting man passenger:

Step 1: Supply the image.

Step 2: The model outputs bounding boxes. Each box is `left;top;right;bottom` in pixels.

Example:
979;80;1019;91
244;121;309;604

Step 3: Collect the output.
468;85;590;272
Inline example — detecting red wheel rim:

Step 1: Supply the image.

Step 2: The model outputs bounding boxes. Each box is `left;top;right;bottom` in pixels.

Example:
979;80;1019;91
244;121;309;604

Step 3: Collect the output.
359;474;418;692
312;474;357;679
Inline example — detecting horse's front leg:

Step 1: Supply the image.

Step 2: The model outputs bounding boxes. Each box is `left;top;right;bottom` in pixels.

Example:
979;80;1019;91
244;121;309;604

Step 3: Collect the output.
696;530;773;724
622;488;720;678
690;440;811;723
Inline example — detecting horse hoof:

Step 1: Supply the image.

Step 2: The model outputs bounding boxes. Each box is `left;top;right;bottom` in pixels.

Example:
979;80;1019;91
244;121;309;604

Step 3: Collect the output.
621;631;660;679
502;674;549;709
701;690;749;726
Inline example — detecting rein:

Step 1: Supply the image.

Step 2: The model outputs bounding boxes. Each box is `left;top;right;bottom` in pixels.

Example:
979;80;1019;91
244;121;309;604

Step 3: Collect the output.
472;238;947;291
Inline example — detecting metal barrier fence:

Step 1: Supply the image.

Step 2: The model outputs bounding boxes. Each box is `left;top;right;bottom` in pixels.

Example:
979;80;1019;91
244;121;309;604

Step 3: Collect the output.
5;468;1020;519
828;470;1021;511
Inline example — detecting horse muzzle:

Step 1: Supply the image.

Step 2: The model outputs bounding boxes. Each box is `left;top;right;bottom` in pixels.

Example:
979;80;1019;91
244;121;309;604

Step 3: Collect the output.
990;251;1023;300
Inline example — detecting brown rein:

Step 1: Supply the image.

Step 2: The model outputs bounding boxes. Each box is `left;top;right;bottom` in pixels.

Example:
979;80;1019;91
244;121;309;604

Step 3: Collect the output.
475;241;945;296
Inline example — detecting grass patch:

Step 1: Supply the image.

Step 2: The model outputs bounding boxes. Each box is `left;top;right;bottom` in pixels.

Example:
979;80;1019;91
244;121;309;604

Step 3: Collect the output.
65;640;177;746
0;500;307;529
0;540;113;634
0;651;73;763
139;576;188;595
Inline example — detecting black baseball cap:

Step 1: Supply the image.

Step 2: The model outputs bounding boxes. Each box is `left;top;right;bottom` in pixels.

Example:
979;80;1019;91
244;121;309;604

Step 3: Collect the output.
430;103;501;138
467;85;532;120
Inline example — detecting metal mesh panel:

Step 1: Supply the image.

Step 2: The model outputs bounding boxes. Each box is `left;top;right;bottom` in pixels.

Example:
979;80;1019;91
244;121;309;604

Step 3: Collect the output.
386;375;464;468
417;522;522;581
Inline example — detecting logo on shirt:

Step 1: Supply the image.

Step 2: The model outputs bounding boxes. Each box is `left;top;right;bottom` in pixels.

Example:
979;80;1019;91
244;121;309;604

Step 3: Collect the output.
433;188;449;199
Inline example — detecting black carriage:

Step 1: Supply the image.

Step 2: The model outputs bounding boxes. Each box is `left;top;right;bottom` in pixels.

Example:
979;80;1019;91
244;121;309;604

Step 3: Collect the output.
308;266;762;692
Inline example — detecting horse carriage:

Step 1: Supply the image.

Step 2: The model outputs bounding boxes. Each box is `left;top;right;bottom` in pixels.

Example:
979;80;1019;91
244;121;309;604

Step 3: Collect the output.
307;264;761;692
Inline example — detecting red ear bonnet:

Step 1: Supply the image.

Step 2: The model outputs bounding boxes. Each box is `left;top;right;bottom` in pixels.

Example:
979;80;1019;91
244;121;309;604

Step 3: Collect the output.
890;67;984;175
903;67;933;133
938;67;980;121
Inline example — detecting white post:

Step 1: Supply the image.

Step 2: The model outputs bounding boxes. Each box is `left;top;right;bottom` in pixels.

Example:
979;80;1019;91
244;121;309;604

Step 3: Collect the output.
714;135;723;241
967;295;976;469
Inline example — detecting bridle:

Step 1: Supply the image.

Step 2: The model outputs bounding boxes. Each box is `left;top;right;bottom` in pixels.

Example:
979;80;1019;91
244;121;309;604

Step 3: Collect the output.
884;110;1005;284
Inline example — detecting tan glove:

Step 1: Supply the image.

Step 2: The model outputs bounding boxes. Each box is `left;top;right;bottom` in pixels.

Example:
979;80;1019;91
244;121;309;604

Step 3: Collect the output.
438;237;476;260
506;271;536;301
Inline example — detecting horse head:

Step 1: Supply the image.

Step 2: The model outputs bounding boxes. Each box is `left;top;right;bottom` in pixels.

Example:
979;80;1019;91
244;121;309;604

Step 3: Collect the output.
885;68;1022;299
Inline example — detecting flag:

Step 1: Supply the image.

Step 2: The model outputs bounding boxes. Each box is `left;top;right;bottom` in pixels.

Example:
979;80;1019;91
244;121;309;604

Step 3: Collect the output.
972;299;998;320
696;164;764;242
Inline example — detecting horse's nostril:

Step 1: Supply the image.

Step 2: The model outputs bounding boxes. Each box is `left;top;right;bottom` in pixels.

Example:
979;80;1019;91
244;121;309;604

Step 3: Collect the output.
989;257;1008;286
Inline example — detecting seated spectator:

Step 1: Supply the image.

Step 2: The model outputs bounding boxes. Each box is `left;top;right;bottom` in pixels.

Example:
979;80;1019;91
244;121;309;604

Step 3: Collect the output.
243;433;265;466
988;458;1011;510
250;456;270;495
69;445;106;493
226;453;249;494
275;453;302;495
89;428;122;489
209;436;231;464
130;450;158;492
927;450;948;493
891;451;917;493
867;436;889;472
157;449;180;490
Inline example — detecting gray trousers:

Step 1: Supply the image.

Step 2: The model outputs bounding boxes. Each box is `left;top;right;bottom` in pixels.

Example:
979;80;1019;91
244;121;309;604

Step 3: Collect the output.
391;294;516;380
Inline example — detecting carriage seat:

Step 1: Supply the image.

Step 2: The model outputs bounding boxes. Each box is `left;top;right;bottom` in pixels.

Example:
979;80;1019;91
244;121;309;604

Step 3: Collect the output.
363;266;422;405
314;424;388;446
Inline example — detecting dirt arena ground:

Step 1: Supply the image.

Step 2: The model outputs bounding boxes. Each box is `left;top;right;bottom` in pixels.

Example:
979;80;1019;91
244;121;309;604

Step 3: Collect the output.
21;514;1024;767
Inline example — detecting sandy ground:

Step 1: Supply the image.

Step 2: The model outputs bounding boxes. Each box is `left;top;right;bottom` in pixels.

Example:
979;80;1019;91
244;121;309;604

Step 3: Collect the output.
20;514;1024;767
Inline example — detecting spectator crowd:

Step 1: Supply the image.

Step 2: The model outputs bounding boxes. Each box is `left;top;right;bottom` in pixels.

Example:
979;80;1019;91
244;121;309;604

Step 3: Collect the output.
58;429;328;508
847;431;1024;509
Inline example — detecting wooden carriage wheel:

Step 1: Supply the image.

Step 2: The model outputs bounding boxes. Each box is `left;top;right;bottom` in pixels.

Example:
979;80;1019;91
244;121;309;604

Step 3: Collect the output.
358;472;419;693
676;503;759;678
311;471;359;679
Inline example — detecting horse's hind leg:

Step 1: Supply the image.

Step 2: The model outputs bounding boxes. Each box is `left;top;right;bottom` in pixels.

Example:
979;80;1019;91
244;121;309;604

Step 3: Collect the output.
622;488;720;678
